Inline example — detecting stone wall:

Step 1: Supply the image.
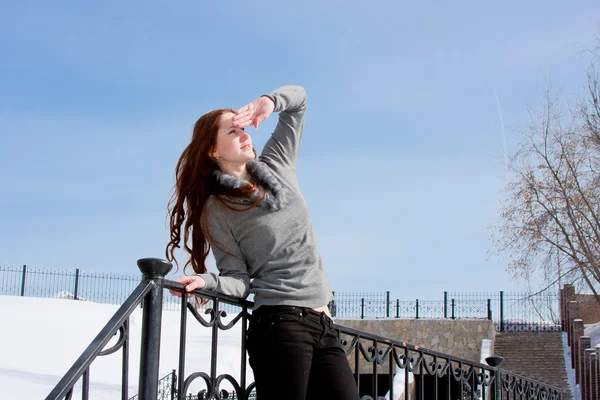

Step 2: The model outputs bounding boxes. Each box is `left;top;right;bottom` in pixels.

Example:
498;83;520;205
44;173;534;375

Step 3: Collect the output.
336;318;496;374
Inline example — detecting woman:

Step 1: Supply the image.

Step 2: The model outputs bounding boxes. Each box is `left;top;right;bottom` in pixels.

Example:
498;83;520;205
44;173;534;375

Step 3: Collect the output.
166;86;359;400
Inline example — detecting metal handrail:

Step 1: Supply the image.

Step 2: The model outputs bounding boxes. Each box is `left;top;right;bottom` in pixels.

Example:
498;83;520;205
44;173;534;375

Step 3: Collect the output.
45;280;154;400
44;258;566;400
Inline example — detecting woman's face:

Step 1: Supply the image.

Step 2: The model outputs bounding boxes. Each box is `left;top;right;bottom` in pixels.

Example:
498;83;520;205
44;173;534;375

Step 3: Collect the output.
211;112;255;165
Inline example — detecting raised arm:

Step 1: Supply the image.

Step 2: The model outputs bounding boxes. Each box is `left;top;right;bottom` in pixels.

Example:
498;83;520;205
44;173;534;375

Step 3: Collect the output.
231;85;307;170
260;85;307;170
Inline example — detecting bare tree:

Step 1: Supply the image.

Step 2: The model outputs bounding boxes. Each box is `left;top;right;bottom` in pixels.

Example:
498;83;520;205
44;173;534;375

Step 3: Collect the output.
491;40;600;300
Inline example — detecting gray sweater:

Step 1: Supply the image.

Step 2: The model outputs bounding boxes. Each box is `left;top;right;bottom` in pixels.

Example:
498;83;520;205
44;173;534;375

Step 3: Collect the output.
199;86;333;309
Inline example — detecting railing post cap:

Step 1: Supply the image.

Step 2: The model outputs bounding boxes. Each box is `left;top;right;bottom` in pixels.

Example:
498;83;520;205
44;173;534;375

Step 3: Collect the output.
484;355;505;367
137;258;173;277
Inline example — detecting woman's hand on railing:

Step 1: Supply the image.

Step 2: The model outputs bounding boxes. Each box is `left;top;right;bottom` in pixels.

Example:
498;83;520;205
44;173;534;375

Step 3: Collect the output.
402;341;420;350
169;275;206;297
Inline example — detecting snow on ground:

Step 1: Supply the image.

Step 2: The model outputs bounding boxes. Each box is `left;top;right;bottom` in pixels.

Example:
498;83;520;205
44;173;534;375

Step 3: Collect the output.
479;339;492;364
384;368;414;400
0;295;251;400
562;332;580;400
584;321;600;350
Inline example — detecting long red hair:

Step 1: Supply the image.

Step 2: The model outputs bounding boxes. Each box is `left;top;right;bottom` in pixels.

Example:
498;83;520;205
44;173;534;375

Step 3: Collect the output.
166;109;262;275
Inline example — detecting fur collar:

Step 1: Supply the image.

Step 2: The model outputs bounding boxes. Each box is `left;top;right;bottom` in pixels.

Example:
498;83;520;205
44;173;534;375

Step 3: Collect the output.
213;160;288;211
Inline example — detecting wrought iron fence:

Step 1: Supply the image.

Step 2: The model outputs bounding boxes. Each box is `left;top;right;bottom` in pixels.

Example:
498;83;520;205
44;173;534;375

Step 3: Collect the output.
330;290;560;331
0;264;242;314
330;291;495;320
2;264;562;330
329;291;390;319
0;265;140;303
182;390;257;399
129;370;177;400
44;258;565;400
447;292;561;332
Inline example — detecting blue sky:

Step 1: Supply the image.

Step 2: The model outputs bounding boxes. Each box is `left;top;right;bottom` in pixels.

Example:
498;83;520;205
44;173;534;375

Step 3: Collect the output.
1;1;599;300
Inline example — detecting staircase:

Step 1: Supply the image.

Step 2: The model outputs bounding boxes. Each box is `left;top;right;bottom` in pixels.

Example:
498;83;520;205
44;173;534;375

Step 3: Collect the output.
494;332;570;399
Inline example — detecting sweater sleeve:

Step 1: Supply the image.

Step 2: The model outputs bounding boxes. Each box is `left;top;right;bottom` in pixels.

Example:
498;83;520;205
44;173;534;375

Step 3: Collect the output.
197;205;251;299
260;85;307;170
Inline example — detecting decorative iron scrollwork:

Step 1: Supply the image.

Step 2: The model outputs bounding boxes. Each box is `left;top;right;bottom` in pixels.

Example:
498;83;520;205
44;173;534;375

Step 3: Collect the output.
99;321;128;356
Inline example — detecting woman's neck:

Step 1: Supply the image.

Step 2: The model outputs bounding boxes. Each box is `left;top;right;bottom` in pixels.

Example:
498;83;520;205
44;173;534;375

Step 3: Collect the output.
219;162;250;182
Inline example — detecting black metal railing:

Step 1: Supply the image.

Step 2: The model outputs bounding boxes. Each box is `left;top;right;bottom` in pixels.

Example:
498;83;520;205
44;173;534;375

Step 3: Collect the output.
45;271;152;400
45;258;564;400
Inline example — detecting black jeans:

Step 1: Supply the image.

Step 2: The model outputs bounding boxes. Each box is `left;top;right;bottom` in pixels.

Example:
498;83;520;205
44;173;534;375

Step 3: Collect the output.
246;305;359;400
